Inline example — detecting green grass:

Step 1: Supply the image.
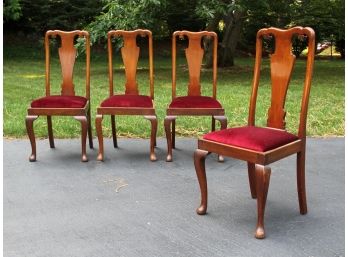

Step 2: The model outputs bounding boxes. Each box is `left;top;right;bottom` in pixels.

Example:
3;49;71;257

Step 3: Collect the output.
3;44;344;138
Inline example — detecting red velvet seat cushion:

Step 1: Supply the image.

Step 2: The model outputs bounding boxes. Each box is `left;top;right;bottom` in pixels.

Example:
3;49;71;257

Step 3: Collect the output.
100;95;153;108
203;126;299;152
31;95;88;108
169;96;222;108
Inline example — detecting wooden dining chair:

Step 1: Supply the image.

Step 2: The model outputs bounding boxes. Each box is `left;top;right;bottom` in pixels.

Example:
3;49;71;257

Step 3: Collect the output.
193;27;315;239
26;30;93;162
95;29;157;161
164;31;227;162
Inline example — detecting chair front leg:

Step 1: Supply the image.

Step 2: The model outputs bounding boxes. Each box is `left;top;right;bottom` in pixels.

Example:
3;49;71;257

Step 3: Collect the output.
297;150;307;214
26;115;38;162
213;115;227;162
255;164;271;239
194;149;209;215
111;115;118;148
74;116;88;162
164;115;176;162
211;116;216;131
87;108;93;149
247;162;257;199
47;116;55;148
144;115;157;161
95;114;104;161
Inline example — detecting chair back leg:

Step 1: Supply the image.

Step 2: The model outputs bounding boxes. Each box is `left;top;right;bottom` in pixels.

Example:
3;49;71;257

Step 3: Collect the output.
87;109;93;149
111;115;118;148
247;162;257;199
214;115;227;162
171;119;176;149
297;150;308;214
47;116;55;148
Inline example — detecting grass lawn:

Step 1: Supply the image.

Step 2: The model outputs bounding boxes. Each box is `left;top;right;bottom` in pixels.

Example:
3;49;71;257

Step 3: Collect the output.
3;43;344;138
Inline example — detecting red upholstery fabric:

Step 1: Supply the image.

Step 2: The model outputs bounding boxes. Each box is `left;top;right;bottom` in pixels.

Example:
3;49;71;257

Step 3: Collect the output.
100;95;153;108
169;96;222;108
31;95;87;108
203;126;299;152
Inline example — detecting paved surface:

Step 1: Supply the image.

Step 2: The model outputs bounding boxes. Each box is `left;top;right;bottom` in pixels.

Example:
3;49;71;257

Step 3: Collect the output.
4;138;344;257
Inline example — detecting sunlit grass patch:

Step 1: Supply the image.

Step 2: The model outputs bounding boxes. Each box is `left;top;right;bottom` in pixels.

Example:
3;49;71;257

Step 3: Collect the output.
3;45;344;138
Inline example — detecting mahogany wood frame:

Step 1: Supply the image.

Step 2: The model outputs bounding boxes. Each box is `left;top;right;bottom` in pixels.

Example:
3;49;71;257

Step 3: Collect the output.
164;31;227;162
26;30;93;162
95;29;157;161
194;27;315;239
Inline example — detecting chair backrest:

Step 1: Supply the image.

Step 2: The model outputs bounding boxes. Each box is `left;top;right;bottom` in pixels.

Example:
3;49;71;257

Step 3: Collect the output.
107;29;154;99
172;31;218;99
45;30;90;99
248;27;315;139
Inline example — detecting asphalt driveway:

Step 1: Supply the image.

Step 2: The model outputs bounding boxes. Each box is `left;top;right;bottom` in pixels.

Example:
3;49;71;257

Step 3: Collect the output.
4;137;344;257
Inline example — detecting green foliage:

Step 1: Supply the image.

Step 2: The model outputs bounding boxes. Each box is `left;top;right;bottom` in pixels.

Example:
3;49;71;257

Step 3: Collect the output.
4;0;345;58
4;0;103;35
291;0;344;57
84;0;209;45
4;0;22;21
84;0;167;45
166;0;206;33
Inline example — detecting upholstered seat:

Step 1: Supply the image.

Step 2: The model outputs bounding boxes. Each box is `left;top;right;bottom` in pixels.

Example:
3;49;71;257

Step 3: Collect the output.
169;96;222;109
203;126;299;152
100;95;153;108
31;95;88;108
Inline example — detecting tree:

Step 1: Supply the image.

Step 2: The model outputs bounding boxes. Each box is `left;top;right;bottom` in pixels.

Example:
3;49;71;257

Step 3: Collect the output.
332;0;344;58
4;0;22;22
290;0;345;57
4;0;103;36
6;0;344;61
84;0;167;45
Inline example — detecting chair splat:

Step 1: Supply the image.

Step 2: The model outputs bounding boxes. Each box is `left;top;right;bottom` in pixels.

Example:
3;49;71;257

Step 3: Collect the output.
121;33;140;95
173;31;217;97
185;34;204;96
267;32;296;129
45;30;89;97
58;33;77;96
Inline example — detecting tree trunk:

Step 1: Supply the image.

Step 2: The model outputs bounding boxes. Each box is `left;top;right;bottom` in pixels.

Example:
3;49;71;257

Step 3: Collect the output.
204;10;244;68
204;16;221;68
219;10;243;67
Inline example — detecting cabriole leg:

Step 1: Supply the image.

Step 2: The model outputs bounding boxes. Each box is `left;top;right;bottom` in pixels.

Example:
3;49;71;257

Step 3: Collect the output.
194;149;209;215
255;164;271;239
164;115;176;162
74;116;88;162
26;115;38;162
144;115;158;161
95;114;104;161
